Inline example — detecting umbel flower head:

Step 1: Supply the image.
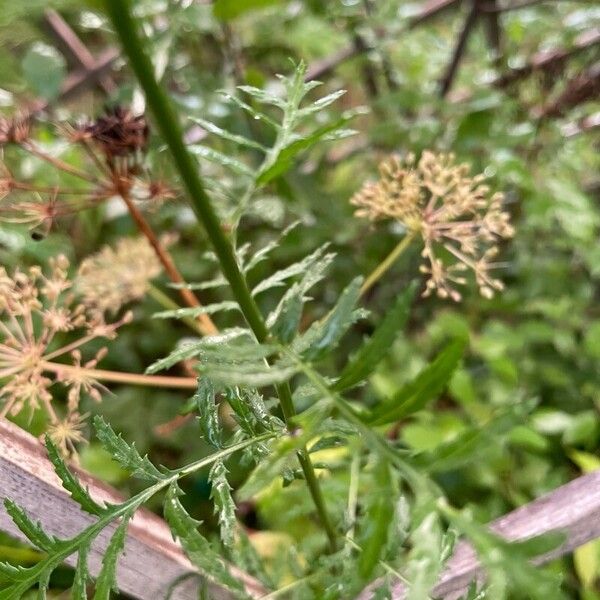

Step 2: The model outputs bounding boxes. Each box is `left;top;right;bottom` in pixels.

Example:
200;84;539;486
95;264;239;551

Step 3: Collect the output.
76;236;167;315
0;256;131;448
351;151;514;301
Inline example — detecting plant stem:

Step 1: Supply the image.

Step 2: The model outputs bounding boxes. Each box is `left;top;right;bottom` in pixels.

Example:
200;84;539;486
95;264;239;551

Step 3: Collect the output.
40;360;197;389
360;232;416;297
119;189;218;336
103;0;337;552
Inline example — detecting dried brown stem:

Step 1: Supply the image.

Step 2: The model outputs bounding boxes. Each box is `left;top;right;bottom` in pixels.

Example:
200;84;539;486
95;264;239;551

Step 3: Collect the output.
118;189;218;336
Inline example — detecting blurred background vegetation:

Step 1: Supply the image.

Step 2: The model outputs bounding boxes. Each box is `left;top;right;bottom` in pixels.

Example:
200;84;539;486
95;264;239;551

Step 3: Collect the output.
0;0;598;596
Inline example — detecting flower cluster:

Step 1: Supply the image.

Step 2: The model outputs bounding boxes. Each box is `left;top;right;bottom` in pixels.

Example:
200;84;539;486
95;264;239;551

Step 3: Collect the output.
0;256;131;456
351;151;514;301
0;106;172;240
76;236;166;315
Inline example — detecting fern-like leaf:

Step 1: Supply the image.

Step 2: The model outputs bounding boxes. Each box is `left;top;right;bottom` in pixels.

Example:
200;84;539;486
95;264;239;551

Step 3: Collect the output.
163;484;247;596
92;513;132;600
3;500;60;552
209;461;237;550
93;416;165;481
294;277;364;361
194;378;222;448
45;436;105;517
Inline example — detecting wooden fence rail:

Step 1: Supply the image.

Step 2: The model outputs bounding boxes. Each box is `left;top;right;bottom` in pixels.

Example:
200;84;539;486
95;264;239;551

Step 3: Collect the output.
0;418;266;600
1;417;600;598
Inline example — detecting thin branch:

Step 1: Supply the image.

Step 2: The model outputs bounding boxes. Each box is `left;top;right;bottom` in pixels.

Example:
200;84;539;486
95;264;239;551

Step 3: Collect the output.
439;0;481;97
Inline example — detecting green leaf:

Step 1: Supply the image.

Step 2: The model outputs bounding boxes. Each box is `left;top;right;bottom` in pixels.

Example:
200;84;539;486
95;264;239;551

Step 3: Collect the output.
93;416;165;481
209;462;237;549
357;458;395;580
194;378;222;448
190;117;267;151
153;300;240;320
266;246;335;343
253;243;333;296
72;545;89;600
92;514;131;600
255;112;356;185
189;145;254;177
200;359;298;388
163;484;246;595
414;404;526;473
45;436;105;517
334;283;416;392
295;277;363;361
367;338;467;425
146;328;250;373
21;42;66;101
213;0;281;20
3;500;59;552
243;221;301;273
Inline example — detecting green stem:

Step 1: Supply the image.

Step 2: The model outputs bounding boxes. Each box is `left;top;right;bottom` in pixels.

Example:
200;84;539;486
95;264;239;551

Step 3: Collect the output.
147;283;205;336
360;232;416;297
103;0;337;553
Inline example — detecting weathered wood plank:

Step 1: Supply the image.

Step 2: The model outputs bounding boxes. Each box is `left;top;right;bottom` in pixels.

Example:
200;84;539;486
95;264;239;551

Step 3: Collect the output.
0;418;266;599
358;469;600;599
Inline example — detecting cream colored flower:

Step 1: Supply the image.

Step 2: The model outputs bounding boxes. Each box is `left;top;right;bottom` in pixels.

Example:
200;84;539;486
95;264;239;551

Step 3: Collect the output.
351;152;514;301
47;412;88;460
76;236;166;315
0;256;129;426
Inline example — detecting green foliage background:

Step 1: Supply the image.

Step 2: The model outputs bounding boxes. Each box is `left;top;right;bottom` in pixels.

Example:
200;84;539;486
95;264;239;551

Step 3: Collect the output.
0;0;598;597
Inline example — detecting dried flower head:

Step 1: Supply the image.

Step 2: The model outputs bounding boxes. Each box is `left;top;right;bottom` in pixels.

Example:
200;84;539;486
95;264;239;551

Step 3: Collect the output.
76;236;167;315
0;115;31;145
351;151;514;301
0;256;131;426
86;105;149;159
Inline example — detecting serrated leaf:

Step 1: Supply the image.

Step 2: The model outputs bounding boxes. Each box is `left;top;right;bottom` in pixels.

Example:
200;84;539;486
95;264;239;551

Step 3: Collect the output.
256;113;357;185
190;117;267;151
267;247;335;342
146;328;250;373
45;437;105;517
153;300;239;320
367;338;467;425
237;85;287;109
93;416;165;481
295;277;363;361
190;145;254;177
334;283;416;392
200;360;298;388
298;89;347;117
209;462;237;549
163;484;246;595
253;243;332;296
72;545;89;600
194;378;221;448
0;560;25;580
4;500;59;552
223;92;279;129
243;221;301;273
92;514;131;600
